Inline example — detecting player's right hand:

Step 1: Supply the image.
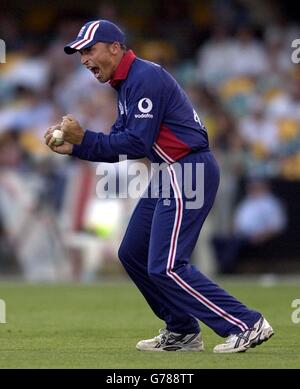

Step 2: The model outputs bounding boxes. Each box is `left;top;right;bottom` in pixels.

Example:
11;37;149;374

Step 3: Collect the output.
44;125;73;155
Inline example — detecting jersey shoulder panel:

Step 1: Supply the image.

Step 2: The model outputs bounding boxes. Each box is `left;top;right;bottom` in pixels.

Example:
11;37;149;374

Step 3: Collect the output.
126;58;168;91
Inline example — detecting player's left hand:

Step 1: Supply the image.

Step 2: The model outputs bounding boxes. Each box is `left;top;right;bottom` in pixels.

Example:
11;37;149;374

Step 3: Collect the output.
61;114;84;145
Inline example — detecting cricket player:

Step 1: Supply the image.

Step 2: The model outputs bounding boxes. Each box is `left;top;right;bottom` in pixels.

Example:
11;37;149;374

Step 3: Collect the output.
45;20;274;353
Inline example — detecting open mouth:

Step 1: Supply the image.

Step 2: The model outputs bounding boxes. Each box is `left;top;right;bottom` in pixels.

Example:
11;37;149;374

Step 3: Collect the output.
89;66;100;78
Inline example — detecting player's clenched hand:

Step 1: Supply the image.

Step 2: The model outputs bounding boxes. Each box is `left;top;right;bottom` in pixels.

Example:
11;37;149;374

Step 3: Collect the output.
44;125;73;155
44;124;60;145
61;114;84;145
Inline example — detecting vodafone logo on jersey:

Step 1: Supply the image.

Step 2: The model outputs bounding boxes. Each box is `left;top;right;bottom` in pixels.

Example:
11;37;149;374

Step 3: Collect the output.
135;98;153;118
138;98;153;113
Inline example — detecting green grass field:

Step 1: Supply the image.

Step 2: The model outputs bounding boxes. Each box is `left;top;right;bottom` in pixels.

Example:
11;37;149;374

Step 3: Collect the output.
0;280;299;368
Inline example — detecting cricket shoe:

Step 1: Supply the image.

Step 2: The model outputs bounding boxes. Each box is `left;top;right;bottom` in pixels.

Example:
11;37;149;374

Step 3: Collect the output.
136;328;204;352
213;316;274;353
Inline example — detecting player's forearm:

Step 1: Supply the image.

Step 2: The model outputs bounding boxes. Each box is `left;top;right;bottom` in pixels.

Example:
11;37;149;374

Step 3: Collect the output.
71;129;147;162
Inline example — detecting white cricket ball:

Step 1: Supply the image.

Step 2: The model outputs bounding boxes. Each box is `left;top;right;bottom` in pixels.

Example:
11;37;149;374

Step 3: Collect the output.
52;129;64;146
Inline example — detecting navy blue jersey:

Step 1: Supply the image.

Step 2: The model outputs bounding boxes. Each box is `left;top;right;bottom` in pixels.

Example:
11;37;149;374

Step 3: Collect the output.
72;50;209;163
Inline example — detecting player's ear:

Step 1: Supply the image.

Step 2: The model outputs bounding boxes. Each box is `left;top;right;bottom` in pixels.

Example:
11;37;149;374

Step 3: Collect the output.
108;42;120;55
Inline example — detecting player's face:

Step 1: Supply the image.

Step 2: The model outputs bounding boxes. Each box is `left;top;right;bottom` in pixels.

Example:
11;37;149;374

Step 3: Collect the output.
80;42;119;83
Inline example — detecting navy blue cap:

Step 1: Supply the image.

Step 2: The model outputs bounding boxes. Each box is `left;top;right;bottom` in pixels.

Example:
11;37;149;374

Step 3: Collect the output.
64;20;125;54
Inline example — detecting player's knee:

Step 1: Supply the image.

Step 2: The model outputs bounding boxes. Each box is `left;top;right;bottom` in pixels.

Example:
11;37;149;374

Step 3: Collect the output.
147;266;165;282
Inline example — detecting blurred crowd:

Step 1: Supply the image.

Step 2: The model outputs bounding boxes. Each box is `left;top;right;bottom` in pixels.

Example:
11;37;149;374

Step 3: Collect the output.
0;0;299;280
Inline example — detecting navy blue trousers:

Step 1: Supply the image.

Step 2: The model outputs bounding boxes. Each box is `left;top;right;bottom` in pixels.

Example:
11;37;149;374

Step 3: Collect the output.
118;151;260;337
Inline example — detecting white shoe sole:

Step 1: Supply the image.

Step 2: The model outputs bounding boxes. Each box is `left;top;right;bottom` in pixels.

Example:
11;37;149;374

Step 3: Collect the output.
136;342;205;352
